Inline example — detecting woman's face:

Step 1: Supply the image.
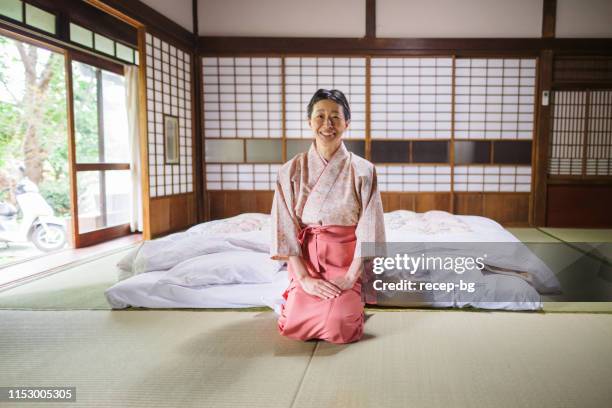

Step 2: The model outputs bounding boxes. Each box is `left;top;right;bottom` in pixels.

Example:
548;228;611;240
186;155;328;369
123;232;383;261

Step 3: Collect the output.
308;99;350;145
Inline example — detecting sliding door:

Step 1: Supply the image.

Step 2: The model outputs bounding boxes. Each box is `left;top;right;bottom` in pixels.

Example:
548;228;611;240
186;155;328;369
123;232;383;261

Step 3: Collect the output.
69;57;131;247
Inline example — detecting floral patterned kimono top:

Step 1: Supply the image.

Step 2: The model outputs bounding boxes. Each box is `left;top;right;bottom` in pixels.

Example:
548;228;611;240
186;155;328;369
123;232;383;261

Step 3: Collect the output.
271;142;386;261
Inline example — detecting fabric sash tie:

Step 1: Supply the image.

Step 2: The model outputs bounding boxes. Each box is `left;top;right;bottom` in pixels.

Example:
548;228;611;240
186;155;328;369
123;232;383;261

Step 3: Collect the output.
297;225;357;274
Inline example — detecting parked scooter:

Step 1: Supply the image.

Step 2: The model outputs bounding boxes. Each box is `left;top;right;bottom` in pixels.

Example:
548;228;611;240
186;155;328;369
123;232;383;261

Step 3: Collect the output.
0;177;67;252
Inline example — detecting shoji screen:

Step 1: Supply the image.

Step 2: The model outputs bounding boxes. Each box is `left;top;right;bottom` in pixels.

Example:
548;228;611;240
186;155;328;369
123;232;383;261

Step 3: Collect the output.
370;57;453;139
549;90;612;176
145;33;193;198
377;165;452;192
454;58;536;140
202;57;283;190
454;58;536;192
284;57;366;139
370;57;453;192
453;165;531;192
587;91;612;175
202;57;282;138
201;56;538;196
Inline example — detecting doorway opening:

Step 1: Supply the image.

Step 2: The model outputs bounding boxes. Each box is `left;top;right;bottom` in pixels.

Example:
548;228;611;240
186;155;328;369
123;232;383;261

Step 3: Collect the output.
0;33;69;267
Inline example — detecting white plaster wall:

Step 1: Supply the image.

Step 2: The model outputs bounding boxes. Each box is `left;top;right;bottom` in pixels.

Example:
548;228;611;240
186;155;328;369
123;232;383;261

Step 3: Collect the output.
556;0;612;38
140;0;612;39
140;0;193;33
198;0;365;37
377;0;543;38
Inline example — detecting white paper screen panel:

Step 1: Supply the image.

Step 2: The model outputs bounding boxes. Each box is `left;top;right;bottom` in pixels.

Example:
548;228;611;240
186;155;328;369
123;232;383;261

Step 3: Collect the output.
586;91;612;176
454;165;531;192
549;90;612;177
376;165;451;192
284;57;366;139
202;57;283;138
455;58;536;140
549;91;587;176
371;58;453;139
205;163;281;191
145;33;193;198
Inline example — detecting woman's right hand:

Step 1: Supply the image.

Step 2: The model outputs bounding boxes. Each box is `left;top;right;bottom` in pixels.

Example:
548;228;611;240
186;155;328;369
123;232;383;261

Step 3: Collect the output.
298;276;341;300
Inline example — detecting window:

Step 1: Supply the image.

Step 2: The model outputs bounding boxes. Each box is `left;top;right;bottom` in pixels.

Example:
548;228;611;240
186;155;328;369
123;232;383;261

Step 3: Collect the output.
72;60;130;234
69;22;137;65
25;3;55;34
0;0;22;22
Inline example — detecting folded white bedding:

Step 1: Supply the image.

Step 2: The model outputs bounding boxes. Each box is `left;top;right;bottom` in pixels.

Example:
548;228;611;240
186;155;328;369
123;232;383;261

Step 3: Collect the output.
156;251;283;287
105;268;540;311
105;269;289;309
132;230;270;275
109;211;553;310
385;213;561;294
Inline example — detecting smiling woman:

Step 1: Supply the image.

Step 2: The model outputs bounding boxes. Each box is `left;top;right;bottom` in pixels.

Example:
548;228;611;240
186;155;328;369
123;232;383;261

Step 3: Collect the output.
271;88;386;344
307;89;352;161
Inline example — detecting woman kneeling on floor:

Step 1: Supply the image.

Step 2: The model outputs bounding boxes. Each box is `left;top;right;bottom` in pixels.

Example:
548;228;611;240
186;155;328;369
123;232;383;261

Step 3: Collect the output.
271;89;386;344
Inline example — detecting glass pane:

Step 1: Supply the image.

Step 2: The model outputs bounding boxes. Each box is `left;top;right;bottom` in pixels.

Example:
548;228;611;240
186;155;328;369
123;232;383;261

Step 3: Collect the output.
371;141;410;163
455;141;490;164
116;42;134;63
205;139;243;162
72;61;129;164
104;170;130;228
344;140;365;158
94;33;114;56
0;34;70;263
0;0;22;21
72;61;100;163
101;71;129;162
77;171;102;233
70;23;93;48
493;141;532;164
77;170;130;234
25;4;55;34
246;139;282;162
412;141;449;163
285;140;363;160
286;140;312;160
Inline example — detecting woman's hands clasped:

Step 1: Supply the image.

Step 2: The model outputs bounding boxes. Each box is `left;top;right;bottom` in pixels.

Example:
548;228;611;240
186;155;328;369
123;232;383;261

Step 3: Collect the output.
298;276;341;300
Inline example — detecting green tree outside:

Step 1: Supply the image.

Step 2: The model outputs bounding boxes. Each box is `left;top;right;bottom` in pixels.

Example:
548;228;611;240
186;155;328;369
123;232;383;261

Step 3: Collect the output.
0;35;100;217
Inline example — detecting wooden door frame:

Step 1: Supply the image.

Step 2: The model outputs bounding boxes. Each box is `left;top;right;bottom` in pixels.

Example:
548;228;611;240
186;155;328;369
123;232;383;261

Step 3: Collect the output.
66;48;134;247
0;19;147;248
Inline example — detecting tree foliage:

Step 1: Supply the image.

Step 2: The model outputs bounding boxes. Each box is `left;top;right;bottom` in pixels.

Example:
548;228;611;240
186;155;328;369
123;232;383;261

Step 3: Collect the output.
0;35;98;217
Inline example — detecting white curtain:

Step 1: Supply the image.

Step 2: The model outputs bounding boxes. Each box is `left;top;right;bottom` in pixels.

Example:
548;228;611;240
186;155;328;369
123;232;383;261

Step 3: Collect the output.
124;65;143;232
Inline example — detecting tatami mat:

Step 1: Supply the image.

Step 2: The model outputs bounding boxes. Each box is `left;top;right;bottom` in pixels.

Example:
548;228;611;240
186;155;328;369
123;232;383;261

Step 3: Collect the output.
1;310;612;408
540;228;612;243
539;228;612;271
0;248;130;310
2;229;612;312
0;310;315;408
543;302;612;313
506;227;561;243
292;311;612;408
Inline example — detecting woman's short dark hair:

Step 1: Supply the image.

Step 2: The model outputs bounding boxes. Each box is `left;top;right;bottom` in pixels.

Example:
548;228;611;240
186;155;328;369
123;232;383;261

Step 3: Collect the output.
307;89;351;121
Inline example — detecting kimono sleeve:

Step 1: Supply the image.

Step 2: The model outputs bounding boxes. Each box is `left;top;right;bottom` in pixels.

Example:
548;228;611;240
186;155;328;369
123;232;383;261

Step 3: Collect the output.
354;166;386;259
270;167;302;260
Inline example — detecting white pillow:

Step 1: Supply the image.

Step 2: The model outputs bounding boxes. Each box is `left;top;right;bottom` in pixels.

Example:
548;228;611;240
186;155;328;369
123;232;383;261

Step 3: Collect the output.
155;251;283;287
132;230;271;274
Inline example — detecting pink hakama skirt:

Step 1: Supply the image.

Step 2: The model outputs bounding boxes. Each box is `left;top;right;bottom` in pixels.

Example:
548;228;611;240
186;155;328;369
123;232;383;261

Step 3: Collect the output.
278;225;364;344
